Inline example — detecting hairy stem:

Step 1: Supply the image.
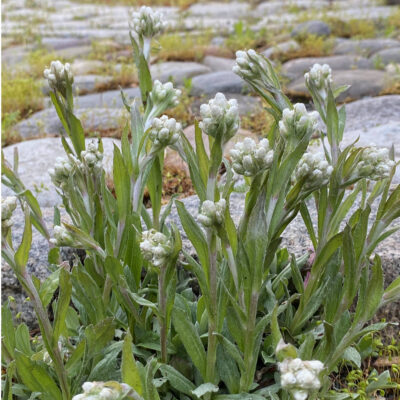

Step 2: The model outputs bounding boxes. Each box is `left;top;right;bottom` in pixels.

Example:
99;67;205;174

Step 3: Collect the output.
158;266;168;363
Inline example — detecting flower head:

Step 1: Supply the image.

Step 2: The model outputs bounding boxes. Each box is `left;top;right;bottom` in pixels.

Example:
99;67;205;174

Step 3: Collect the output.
230;137;274;177
81;141;103;173
294;152;333;188
72;381;137;400
354;147;395;181
305;63;332;101
50;225;75;247
198;199;226;228
149;115;181;148
2;196;17;232
48;157;77;190
279;358;324;400
130;6;165;39
279;103;319;142
140;229;173;267
199;93;239;143
150;80;181;108
44;60;73;96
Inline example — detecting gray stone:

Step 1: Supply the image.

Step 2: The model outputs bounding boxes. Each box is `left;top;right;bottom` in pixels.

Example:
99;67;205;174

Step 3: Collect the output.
371;47;400;66
282;55;372;81
150;62;211;85
287;70;388;101
187;2;249;18
2;45;33;66
210;36;225;46
71;59;106;75
262;40;300;59
13;108;128;139
291;20;331;37
74;74;114;94
73;87;140;109
2;137;120;207
191;71;248;96
334;39;400;57
54;45;93;59
202;56;236;72
40;37;91;51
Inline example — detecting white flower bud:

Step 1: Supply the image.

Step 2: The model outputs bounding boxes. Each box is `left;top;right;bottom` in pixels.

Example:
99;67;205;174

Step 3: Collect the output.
354;147;395;181
130;6;165;38
304;63;332;101
279;104;318;142
230;138;274;177
72;381;136;400
2;196;17;231
294;152;333;188
140;229;173;267
80;141;103;173
198;199;226;228
199;93;239;142
149;115;181;148
49;156;79;189
43;60;73;95
50;225;75;247
151;80;181;108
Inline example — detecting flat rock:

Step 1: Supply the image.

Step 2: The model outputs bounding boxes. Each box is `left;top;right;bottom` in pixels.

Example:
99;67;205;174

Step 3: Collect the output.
150;62;211;85
187;1;249;18
202;56;236;72
2;137;120;207
40;37;91;51
74;74;114;94
71;59;106;75
291;20;331;37
371;47;400;66
282;55;372;81
54;45;93;59
191;71;249;96
262;40;300;59
334;39;400;57
13;108;128;139
287;70;388;101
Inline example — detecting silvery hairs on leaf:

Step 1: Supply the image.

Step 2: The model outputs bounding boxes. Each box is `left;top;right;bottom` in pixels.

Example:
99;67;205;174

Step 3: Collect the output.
294;152;333;189
354;147;395;181
304;63;332;101
48;156;80;190
149;115;181;149
198;199;226;228
199;93;240;143
50;225;75;247
43;60;73;95
140;229;173;267
72;381;137;400
279;103;319;142
1;196;17;231
230;137;274;177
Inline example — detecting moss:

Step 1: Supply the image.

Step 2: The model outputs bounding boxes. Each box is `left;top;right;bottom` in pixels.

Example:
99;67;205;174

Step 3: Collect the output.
325;17;376;39
240;107;274;137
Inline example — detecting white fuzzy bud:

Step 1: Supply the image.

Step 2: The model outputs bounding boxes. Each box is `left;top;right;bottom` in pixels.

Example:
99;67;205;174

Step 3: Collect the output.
72;381;136;400
140;229;173;267
198;199;226;228
304;63;332;101
80;141;103;173
294;152;333;188
354;147;395;181
149;115;181;148
279;103;318;141
48;156;78;190
43;60;73;95
151;80;181;108
199;93;239;142
230;137;274;176
130;6;165;38
50;225;75;247
2;196;17;231
278;358;324;400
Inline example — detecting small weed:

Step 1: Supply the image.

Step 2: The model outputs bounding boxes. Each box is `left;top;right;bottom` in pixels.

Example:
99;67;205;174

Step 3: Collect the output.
225;21;269;52
386;8;400;31
1;112;22;147
325;17;376;39
26;48;64;78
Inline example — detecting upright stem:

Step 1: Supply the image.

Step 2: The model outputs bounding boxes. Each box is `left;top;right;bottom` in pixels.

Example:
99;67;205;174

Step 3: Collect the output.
158;266;168;363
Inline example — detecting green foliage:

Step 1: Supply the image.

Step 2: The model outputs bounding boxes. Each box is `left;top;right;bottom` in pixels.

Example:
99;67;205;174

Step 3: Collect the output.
2;7;400;400
225;21;269;53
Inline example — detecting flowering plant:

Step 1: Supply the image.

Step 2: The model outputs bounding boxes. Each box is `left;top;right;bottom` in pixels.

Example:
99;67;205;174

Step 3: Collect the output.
2;7;400;400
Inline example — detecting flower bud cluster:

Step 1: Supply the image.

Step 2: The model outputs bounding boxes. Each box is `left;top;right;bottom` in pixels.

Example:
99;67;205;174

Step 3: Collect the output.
149;115;181;148
230;138;274;177
304;63;332;101
72;381;136;400
130;6;165;39
140;229;173;267
279;103;319;141
294;152;333;188
151;80;181;108
2;196;17;231
355;147;395;180
43;60;73;95
48;157;76;190
199;93;239;142
233;50;267;81
198;199;226;228
50;225;75;247
279;358;324;400
81;141;103;173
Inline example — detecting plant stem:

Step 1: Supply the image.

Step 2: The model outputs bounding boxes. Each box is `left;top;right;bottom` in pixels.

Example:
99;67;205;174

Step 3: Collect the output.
158;266;168;363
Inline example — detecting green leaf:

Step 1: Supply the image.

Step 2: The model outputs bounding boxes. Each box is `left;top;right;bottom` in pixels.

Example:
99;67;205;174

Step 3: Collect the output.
66;109;86;157
342;347;361;368
159;364;196;396
39;269;61;308
113;145;131;222
15;207;32;271
53;268;72;343
172;307;207;379
85;318;116;358
122;330;143;395
195;121;209;187
2;302;15;361
15;324;32;356
364;255;384;321
192;383;219;398
342;225;357;310
137;52;152;103
15;351;63;400
382;276;400;304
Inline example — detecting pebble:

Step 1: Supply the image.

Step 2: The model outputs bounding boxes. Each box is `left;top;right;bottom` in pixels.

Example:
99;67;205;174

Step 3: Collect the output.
150;61;211;85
